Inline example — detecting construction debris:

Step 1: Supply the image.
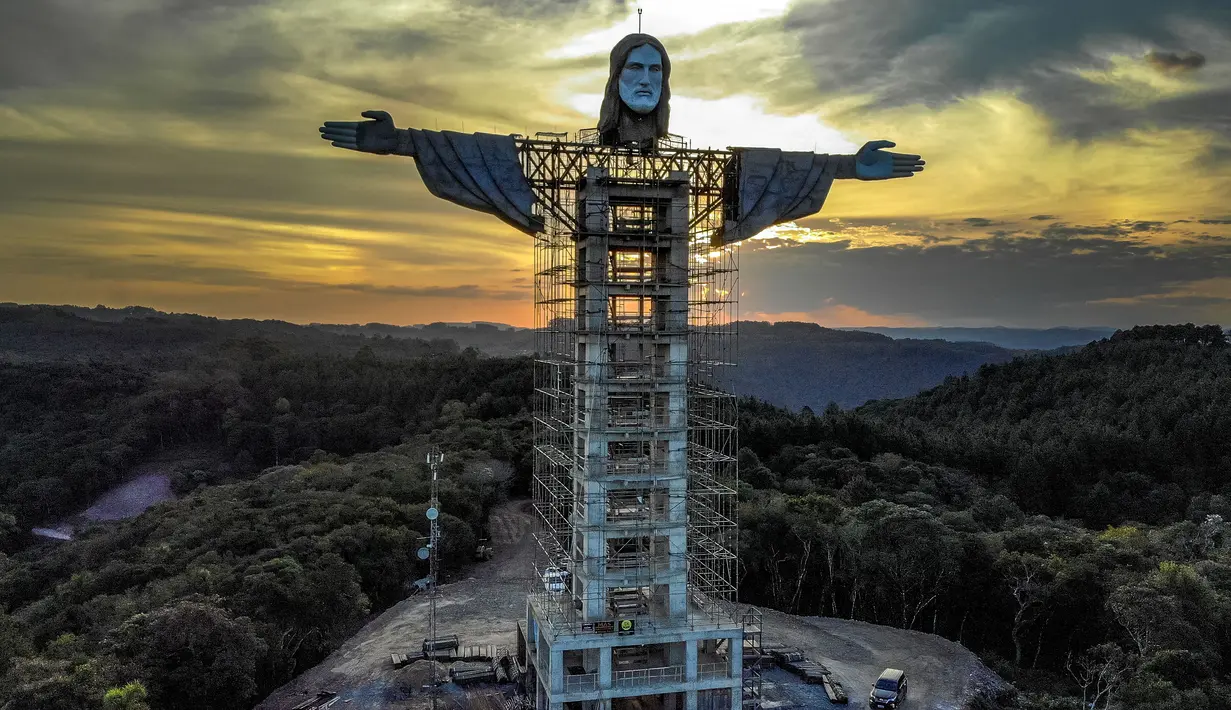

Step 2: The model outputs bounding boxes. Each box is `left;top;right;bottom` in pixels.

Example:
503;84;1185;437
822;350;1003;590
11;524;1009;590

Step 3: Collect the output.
767;644;849;700
423;634;460;658
288;691;339;710
823;674;849;704
402;659;450;689
390;652;423;668
450;660;497;685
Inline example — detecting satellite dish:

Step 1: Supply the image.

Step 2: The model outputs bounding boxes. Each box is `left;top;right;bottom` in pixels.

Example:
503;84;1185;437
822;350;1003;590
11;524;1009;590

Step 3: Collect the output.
426;507;439;520
417;547;430;560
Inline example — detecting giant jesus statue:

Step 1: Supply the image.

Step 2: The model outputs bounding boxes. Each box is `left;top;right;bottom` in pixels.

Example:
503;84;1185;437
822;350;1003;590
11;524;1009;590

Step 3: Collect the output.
319;34;925;242
319;34;924;710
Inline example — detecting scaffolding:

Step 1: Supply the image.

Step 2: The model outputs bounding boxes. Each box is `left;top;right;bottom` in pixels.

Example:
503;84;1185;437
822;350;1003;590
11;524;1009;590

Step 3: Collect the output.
527;130;739;639
741;608;764;710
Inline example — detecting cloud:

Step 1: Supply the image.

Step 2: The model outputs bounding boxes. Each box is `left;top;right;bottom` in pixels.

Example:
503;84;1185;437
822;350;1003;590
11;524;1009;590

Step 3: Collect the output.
2;0;1230;329
744;303;930;328
1039;222;1129;239
322;283;525;299
0;0;297;120
782;0;1231;140
459;0;619;21
740;225;1231;328
1146;50;1208;73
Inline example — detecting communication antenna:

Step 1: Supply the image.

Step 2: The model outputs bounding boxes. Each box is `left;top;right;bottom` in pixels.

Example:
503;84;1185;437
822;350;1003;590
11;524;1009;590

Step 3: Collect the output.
638;8;643;32
426;448;445;710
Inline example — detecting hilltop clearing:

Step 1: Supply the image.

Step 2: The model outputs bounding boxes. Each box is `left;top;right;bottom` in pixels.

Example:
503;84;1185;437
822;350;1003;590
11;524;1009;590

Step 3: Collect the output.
255;500;1004;710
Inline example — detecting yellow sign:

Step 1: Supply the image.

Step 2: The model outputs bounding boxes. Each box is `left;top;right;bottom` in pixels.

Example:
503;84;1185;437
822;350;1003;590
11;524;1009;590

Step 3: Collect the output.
619;619;635;633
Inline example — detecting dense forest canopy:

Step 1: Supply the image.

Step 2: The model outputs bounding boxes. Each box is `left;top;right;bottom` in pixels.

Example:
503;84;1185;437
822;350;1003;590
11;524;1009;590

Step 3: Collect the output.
0;338;530;708
735;323;1231;709
0;313;1227;709
0;322;530;533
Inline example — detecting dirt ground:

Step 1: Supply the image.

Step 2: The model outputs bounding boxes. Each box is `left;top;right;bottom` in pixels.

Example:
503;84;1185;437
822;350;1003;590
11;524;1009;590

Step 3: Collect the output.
255;501;536;710
756;608;1004;710
255;500;1003;710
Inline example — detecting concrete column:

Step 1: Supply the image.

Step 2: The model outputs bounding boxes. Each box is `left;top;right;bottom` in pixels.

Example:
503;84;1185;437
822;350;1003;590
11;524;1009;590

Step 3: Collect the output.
686;639;698;681
728;634;743;710
550;648;564;695
599;646;613;688
526;603;537;657
535;627;543;676
686;690;699;710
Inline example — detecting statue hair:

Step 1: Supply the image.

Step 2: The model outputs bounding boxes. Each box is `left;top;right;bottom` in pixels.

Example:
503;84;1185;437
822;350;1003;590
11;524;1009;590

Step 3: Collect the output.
597;33;671;144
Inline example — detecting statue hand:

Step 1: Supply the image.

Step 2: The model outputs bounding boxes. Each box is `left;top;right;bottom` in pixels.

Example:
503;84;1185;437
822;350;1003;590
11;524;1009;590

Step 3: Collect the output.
854;140;925;180
319;110;399;154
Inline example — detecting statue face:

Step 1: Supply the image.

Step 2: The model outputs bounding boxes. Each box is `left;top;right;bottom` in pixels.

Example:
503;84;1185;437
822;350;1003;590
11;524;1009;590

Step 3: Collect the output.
618;44;663;115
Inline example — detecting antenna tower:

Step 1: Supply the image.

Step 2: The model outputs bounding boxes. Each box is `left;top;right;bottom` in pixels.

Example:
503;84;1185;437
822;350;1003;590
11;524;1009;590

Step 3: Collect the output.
426;448;445;710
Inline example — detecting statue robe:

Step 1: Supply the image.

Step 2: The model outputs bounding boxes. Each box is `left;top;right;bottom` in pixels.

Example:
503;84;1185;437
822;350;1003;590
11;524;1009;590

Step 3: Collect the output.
401;129;544;235
720;148;855;245
399;129;852;243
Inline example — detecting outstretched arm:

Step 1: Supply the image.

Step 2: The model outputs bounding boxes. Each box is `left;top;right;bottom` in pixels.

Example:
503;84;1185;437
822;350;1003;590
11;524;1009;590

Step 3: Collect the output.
318;110;417;157
317;112;543;235
721;140;925;244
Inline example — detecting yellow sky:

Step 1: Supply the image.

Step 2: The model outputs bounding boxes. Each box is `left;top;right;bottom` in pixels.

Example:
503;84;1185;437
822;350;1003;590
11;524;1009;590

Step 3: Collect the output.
1;0;1229;328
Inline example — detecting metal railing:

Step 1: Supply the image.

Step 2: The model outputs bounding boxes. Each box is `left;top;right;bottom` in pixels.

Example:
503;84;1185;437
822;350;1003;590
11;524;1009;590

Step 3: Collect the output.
559;663;731;695
530;593;743;638
574;361;687;383
602;458;674;477
564;672;600;692
615;664;686;688
698;662;731;680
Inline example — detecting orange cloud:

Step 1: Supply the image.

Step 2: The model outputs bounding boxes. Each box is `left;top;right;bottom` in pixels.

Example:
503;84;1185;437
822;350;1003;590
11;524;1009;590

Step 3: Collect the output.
744;302;932;328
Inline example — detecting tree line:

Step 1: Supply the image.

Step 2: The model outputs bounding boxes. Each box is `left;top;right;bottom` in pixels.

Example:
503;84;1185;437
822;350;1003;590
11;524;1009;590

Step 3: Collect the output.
1;319;1227;708
736;323;1231;709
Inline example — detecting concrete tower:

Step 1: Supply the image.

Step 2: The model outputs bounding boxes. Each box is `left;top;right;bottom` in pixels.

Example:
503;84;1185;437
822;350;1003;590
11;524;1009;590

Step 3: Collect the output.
522;138;751;710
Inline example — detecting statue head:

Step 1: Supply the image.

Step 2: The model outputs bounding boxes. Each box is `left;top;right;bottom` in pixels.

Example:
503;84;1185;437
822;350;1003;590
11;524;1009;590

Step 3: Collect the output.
598;34;672;145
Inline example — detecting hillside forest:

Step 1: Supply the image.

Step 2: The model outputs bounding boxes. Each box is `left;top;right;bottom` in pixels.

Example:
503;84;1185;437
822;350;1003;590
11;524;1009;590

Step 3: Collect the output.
0;305;1227;710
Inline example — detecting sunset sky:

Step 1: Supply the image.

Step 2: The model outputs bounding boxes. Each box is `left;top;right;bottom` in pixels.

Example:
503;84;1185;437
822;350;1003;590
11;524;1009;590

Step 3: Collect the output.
2;0;1230;329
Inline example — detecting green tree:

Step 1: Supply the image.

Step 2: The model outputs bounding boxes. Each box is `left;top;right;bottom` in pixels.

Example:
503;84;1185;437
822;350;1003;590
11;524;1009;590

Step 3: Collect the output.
112;600;266;710
102;681;151;710
997;550;1054;667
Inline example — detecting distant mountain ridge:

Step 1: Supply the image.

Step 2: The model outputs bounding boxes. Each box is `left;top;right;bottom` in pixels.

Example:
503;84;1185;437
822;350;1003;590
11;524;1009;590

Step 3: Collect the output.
837;325;1119;350
735;321;1003;409
1;302;1124;410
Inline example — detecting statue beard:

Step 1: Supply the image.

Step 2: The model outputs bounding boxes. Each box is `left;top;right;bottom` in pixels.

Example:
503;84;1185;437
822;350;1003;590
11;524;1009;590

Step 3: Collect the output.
616;102;660;146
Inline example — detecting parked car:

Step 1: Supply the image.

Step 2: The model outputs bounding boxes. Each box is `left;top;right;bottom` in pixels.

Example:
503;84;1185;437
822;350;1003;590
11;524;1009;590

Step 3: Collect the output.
868;668;908;708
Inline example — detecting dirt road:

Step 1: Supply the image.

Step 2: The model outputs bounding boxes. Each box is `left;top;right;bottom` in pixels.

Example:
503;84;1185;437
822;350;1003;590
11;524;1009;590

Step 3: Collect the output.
256;499;1002;709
